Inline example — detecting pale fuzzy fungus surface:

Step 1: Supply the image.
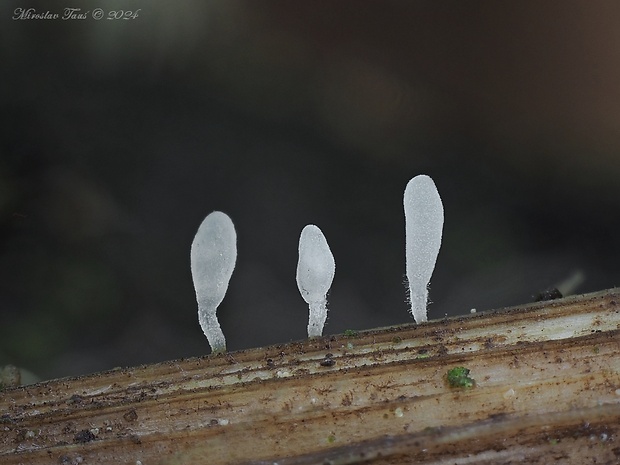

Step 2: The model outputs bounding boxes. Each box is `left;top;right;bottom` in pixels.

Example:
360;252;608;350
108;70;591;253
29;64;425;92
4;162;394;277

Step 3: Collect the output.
296;225;336;337
190;211;237;353
404;175;444;323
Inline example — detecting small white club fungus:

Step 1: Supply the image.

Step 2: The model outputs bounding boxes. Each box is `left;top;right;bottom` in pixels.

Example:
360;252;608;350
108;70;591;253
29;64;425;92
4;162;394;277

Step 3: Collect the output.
190;211;237;353
403;175;444;323
296;225;335;337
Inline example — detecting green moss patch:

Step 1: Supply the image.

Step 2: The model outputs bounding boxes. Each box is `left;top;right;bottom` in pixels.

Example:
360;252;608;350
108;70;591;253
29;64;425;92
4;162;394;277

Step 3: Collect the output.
447;367;475;389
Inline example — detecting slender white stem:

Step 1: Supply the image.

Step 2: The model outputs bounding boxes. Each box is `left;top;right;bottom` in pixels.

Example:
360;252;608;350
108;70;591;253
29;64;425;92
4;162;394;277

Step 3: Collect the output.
408;287;428;322
198;307;226;353
307;299;328;338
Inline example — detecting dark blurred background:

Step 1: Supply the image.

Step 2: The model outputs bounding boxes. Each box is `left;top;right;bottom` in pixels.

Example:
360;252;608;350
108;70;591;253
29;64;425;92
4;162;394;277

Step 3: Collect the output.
2;0;620;381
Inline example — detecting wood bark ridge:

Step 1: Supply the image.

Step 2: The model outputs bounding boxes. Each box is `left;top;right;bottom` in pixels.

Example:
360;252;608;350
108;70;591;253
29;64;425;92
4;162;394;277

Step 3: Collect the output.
2;289;620;465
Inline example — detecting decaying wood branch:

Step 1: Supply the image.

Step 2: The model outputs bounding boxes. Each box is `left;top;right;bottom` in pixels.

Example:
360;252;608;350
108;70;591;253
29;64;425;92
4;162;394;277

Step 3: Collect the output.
2;289;620;464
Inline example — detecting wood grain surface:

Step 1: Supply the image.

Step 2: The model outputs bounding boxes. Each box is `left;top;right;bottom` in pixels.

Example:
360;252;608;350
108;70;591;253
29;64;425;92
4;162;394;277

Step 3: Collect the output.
2;289;620;464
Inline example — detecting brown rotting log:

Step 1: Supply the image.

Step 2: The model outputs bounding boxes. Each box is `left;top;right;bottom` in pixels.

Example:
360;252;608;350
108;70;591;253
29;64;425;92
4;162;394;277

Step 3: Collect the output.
1;289;620;464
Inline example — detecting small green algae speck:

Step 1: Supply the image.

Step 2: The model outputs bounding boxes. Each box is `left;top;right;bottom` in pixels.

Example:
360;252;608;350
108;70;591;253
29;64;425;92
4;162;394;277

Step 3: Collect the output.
447;367;475;388
327;434;336;443
343;329;358;338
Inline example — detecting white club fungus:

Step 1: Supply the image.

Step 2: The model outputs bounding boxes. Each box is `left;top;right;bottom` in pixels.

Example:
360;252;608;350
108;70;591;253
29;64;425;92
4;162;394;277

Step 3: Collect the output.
296;225;336;337
404;175;444;323
190;211;237;353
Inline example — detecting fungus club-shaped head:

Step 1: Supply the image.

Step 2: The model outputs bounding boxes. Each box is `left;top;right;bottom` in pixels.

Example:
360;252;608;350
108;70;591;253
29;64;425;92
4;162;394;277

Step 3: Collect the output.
404;175;444;323
191;211;237;353
296;225;335;337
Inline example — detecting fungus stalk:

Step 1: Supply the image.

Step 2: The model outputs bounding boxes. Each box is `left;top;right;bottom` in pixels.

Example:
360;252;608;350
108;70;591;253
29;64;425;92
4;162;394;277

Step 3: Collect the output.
404;175;444;323
296;225;336;337
190;211;237;353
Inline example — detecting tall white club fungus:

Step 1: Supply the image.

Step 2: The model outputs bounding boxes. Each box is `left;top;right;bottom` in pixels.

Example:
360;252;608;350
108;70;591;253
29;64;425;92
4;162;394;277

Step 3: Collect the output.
190;211;237;353
404;175;444;323
296;225;336;337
